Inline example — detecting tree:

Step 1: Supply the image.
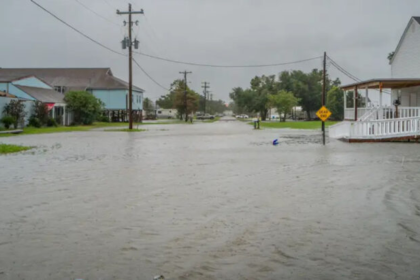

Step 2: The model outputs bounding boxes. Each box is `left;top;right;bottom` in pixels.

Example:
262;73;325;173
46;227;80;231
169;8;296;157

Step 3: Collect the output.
32;101;49;125
156;92;176;109
268;90;300;122
326;86;344;121
2;100;26;129
170;79;199;120
64;91;104;125
143;98;154;115
388;51;395;63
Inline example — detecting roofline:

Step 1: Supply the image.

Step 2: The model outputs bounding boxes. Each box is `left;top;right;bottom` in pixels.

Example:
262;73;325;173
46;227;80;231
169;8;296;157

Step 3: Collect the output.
0;67;112;70
87;87;144;92
390;17;420;65
341;78;420;90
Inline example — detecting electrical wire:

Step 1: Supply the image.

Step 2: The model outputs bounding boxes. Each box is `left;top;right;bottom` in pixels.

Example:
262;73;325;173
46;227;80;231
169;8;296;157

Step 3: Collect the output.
132;58;170;91
31;0;125;57
133;51;323;68
70;0;120;27
31;0;171;93
328;55;391;94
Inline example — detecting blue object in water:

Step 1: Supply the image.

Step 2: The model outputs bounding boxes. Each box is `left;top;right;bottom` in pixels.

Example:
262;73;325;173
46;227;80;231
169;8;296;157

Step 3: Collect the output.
273;139;279;146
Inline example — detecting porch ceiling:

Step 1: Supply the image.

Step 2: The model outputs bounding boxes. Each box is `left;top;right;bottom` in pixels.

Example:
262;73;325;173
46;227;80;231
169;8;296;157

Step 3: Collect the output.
341;78;420;90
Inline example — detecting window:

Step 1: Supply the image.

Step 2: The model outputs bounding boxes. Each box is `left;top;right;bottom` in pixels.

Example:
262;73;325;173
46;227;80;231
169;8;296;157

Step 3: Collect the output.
158;111;162;114
54;86;66;94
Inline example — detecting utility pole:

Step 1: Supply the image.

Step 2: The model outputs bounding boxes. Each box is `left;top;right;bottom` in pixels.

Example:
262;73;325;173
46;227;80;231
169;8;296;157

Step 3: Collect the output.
117;4;144;130
322;51;327;146
202;82;210;114
179;71;192;122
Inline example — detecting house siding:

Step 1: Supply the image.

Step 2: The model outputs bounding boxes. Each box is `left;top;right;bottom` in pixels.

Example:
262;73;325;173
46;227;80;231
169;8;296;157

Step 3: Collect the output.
12;77;51;89
0;97;34;128
392;19;420;78
92;89;143;110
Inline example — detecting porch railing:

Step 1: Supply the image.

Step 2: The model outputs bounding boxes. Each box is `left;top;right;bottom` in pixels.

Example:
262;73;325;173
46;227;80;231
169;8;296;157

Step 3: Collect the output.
349;117;420;139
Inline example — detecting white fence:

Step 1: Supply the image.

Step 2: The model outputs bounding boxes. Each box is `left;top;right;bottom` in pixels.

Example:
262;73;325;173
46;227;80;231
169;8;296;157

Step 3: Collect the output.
350;117;420;139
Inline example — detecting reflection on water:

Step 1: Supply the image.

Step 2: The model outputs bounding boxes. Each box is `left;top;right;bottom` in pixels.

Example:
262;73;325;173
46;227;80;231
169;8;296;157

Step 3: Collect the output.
0;121;420;279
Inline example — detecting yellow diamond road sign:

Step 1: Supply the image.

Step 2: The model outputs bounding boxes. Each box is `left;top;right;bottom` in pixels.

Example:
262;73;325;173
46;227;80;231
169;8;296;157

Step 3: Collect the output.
316;106;332;122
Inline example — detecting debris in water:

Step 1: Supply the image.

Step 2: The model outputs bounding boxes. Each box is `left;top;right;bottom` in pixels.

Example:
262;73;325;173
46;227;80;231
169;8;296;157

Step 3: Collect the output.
154;275;165;280
273;139;279;146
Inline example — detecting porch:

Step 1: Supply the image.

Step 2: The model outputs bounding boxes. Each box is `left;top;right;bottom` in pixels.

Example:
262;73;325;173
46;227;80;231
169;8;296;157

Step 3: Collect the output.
329;78;420;141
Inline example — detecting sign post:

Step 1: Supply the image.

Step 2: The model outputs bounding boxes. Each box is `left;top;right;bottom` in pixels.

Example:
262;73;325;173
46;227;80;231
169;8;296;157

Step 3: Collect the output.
316;106;332;145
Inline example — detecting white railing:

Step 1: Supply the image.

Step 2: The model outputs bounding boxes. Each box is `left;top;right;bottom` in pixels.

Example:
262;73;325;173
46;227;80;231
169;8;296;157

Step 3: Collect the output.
350;117;420;139
379;107;420;119
345;108;355;120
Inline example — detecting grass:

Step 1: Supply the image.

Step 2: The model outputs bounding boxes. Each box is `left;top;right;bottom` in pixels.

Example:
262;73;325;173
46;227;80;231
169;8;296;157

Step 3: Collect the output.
0;121;182;137
0;143;32;154
106;128;146;132
203;117;221;123
252;121;339;130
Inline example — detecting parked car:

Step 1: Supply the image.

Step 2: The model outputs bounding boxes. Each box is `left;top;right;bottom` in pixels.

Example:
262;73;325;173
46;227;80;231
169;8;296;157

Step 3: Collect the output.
236;114;249;119
197;114;215;120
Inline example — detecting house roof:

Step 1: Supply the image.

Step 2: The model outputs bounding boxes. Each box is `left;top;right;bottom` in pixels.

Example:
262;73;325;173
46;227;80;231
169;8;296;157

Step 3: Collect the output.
341;78;420;90
14;85;65;103
0;68;144;92
390;17;420;65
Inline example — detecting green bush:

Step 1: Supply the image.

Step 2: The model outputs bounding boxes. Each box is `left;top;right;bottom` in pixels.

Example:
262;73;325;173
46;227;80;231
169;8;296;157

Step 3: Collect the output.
28;116;42;128
1;115;16;129
96;115;110;123
46;118;58;127
64;91;104;125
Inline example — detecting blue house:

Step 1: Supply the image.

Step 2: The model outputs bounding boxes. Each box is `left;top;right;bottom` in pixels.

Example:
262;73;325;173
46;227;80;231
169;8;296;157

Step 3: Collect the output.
0;68;144;123
0;75;66;126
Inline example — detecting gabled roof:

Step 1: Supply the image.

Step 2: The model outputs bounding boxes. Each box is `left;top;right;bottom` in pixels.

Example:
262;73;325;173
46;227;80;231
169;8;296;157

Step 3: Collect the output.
14;85;65;103
390;17;420;65
0;68;144;92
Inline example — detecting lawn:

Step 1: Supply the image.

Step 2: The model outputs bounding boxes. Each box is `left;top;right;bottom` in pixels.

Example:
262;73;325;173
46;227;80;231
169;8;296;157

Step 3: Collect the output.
0;122;165;137
0;144;32;154
254;121;339;130
106;128;146;132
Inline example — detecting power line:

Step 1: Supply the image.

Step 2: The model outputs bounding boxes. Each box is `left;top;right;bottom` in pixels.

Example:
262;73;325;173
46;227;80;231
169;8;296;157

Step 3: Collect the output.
31;0;125;57
133;51;323;68
31;0;170;94
133;58;170;91
71;0;120;27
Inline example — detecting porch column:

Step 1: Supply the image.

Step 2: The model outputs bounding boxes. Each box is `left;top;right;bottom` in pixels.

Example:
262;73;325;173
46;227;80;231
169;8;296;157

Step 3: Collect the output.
354;86;358;121
365;86;369;108
63;106;66;126
52;106;55;119
344;90;347;120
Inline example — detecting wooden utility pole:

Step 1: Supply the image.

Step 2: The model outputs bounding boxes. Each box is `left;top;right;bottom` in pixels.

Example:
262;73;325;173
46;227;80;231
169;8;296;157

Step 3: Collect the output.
117;4;144;130
202;82;210;114
322;52;327;146
180;71;192;122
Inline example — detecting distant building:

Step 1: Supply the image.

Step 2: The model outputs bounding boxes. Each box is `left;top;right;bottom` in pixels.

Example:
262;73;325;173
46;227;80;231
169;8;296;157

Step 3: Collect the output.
156;108;177;119
0;68;145;124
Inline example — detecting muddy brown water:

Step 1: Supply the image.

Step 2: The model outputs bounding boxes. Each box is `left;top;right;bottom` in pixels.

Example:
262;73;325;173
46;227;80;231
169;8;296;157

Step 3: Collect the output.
0;120;420;280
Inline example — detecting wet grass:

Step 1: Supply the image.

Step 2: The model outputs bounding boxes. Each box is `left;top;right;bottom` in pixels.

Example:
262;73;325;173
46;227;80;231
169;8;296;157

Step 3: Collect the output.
106;128;146;132
202;117;221;123
252;121;339;130
0;144;32;154
0;122;175;137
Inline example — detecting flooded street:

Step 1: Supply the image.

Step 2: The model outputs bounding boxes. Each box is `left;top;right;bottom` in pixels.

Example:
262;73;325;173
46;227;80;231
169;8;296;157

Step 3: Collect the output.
1;119;420;280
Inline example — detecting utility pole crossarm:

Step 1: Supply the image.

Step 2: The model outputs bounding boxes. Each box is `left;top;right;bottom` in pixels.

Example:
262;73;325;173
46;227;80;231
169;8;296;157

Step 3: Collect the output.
117;9;144;15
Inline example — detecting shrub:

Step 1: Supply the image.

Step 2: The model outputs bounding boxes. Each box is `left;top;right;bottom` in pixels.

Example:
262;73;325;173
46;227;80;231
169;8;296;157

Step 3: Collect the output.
46;118;58;127
96;115;110;123
28;116;42;128
64;91;104;125
1;115;16;129
33;101;49;125
2;100;26;129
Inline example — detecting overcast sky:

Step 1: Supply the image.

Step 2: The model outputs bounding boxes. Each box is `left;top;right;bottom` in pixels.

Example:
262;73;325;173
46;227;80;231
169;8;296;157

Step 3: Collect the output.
1;0;419;103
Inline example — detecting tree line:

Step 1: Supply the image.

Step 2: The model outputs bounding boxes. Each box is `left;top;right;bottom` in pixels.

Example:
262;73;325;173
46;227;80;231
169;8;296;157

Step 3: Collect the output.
229;69;347;121
154;79;227;120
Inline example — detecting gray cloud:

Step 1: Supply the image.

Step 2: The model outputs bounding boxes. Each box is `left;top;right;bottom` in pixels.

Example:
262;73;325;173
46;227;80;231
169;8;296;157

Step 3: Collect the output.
1;0;419;103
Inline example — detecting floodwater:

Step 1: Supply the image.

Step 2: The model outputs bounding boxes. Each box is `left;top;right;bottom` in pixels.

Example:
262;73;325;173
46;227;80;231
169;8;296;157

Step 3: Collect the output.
1;118;420;280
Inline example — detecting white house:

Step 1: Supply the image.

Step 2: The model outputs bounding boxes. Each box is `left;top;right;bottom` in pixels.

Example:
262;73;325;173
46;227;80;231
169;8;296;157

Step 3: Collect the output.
156;108;178;119
330;17;420;142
